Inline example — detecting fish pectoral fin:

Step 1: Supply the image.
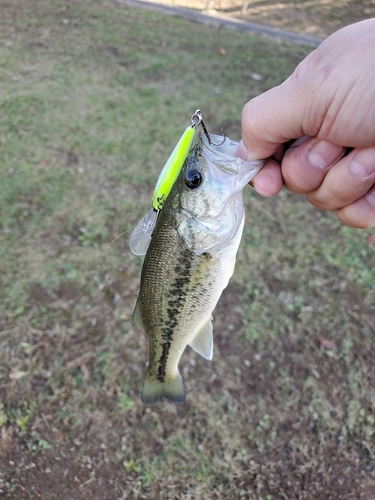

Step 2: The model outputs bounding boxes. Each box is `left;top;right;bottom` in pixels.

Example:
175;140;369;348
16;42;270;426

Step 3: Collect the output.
188;318;213;360
132;298;145;330
142;372;185;404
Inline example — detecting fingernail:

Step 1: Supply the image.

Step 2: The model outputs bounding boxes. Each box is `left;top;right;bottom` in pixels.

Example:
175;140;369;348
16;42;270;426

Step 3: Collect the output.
350;149;375;180
366;185;375;206
308;140;344;169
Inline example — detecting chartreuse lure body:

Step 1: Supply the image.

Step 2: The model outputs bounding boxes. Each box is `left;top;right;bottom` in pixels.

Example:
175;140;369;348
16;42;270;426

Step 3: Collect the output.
152;125;196;211
130;110;205;256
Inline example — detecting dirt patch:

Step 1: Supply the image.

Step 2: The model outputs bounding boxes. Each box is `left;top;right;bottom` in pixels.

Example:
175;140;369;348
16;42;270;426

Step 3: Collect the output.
1;441;123;500
214;283;244;356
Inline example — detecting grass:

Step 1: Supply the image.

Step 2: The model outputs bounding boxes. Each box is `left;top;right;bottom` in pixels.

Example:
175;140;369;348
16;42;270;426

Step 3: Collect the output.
0;1;375;498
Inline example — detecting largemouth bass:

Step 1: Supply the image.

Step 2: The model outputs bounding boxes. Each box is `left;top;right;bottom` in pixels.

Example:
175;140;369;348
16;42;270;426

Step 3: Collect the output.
132;132;264;404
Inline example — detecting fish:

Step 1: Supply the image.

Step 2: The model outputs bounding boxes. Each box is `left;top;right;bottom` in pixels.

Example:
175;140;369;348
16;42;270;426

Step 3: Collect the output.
132;132;264;404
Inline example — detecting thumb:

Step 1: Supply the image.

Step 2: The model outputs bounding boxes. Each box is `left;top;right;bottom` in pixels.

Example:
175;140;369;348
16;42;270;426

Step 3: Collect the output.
241;75;322;160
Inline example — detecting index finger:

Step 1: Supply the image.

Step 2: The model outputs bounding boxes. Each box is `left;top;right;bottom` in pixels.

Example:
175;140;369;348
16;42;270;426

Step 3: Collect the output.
241;75;322;160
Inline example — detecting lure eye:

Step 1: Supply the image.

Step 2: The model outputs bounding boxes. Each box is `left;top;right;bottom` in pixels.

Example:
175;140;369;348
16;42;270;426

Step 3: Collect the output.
184;170;203;189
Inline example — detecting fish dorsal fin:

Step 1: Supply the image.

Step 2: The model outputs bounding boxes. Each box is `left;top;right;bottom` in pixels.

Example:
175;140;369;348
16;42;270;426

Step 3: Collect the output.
188;318;213;360
132;298;145;330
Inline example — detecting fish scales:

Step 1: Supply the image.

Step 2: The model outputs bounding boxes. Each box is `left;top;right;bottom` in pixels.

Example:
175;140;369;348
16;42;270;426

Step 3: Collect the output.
132;133;264;404
137;190;222;394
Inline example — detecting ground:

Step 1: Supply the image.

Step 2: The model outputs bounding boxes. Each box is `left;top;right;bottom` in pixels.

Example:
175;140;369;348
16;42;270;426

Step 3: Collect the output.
0;1;375;499
146;0;375;38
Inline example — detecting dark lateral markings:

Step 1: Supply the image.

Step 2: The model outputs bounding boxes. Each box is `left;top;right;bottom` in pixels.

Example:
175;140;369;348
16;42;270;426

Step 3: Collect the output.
157;249;193;381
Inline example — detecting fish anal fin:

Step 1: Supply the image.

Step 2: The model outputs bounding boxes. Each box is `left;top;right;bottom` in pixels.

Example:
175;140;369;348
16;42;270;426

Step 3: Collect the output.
142;372;185;404
188;318;213;360
132;298;145;330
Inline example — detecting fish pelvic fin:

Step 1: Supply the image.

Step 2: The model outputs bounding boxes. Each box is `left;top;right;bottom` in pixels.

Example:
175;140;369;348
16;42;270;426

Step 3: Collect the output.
188;318;213;360
141;372;185;404
132;297;145;329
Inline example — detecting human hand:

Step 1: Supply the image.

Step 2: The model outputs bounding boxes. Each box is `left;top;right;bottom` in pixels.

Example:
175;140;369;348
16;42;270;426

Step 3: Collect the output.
237;19;375;228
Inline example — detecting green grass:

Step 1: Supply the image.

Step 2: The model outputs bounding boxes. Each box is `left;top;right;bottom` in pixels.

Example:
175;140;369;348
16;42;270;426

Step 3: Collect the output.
0;1;374;499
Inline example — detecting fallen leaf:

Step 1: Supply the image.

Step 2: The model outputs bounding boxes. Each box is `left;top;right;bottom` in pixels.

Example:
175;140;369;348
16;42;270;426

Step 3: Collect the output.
81;364;90;382
320;338;337;350
9;369;29;380
0;426;14;459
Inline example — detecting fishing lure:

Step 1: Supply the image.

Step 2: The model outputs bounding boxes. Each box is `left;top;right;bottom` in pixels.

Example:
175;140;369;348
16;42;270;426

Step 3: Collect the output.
130;110;222;256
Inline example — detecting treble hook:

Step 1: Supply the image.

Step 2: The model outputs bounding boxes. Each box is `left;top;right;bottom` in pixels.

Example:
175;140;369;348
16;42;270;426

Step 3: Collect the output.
190;109;226;147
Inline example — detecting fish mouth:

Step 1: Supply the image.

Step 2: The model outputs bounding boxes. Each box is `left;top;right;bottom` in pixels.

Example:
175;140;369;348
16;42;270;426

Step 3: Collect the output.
201;133;239;169
200;132;265;180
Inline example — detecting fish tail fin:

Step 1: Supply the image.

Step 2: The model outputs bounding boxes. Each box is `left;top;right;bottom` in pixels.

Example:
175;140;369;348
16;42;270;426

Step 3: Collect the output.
141;372;185;404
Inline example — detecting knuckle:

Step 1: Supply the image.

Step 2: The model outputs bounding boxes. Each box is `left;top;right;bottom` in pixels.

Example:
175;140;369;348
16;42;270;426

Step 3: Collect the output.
335;203;375;229
305;192;335;211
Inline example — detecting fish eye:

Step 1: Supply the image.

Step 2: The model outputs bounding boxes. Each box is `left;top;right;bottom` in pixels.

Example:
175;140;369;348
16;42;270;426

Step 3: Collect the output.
184;169;203;189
